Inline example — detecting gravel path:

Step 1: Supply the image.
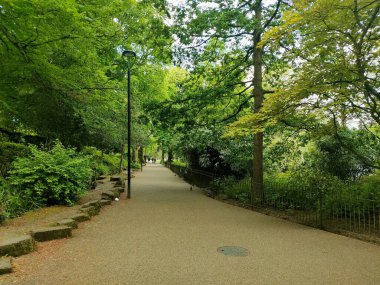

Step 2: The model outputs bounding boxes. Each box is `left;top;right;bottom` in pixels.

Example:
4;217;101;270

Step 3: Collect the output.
1;164;380;285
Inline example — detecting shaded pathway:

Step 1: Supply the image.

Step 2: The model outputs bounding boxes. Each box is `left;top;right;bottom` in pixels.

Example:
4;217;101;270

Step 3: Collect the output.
1;164;380;284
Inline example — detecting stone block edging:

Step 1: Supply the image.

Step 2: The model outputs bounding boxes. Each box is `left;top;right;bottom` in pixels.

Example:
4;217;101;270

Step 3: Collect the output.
0;179;119;275
30;226;72;242
0;235;35;257
0;257;12;275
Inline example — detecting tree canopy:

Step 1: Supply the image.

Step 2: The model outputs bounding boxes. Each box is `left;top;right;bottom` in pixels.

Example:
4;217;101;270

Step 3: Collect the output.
1;0;379;199
0;0;171;151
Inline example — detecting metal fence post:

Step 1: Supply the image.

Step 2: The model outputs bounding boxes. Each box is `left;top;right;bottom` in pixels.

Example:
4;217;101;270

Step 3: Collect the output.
319;188;324;229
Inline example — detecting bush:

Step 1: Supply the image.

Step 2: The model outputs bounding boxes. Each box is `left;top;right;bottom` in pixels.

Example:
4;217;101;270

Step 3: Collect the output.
264;170;346;210
0;178;38;222
103;153;121;173
81;147;123;177
131;161;141;170
264;170;380;211
211;169;380;212
354;175;380;202
171;160;187;167
96;163;110;176
332;174;380;206
211;176;251;201
0;141;31;176
8;142;92;206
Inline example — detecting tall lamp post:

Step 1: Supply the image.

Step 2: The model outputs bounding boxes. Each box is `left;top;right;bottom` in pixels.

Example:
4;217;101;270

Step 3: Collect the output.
122;50;136;199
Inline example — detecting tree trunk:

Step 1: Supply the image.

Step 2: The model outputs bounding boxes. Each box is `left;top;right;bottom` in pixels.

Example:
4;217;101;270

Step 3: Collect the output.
168;148;173;163
138;145;143;171
252;1;264;203
161;142;165;164
119;144;124;173
132;147;136;163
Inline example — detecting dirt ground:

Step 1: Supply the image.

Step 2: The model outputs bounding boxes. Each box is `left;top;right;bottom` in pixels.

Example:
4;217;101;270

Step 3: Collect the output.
0;174;125;241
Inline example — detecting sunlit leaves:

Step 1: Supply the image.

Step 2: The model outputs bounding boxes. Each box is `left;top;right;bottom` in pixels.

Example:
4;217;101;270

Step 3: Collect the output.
0;0;172;151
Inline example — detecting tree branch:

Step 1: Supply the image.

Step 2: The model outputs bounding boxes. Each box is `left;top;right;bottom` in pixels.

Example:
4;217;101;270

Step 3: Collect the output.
330;110;380;169
263;0;282;30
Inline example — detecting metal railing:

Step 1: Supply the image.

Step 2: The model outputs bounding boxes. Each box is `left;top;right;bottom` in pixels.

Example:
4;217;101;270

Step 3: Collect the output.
236;179;380;241
166;163;380;242
166;162;217;188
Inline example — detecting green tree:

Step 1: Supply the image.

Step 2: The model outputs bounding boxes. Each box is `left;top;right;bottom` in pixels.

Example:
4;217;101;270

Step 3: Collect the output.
227;0;380;169
169;0;287;198
0;0;171;152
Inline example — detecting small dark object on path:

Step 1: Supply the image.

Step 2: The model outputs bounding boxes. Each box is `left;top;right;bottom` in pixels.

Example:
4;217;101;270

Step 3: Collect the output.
217;246;249;257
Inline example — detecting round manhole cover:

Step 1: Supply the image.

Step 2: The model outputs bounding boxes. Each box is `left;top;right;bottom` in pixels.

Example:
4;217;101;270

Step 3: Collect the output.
217;246;249;256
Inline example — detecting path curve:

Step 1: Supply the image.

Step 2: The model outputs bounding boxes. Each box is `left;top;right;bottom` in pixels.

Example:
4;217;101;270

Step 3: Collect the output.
1;164;380;284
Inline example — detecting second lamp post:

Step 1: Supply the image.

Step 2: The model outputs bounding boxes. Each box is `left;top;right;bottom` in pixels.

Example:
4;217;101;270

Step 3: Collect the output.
122;50;136;199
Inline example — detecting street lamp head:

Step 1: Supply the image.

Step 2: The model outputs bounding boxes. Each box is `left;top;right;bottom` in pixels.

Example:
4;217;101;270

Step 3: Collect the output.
122;50;137;69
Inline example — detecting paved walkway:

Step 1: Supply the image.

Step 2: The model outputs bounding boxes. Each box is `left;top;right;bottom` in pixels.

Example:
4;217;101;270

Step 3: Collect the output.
1;164;380;285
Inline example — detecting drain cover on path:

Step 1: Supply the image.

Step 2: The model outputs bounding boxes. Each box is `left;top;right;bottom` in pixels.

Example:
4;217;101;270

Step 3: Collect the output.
217;246;249;256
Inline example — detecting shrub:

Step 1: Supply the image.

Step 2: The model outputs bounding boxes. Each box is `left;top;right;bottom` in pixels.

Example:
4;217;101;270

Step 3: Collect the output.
355;175;380;202
212;169;380;212
264;169;380;212
131;161;141;170
0;178;38;222
81;147;122;176
8;142;92;206
264;170;345;210
210;176;233;196
211;176;251;201
171;160;187;167
0;141;31;176
103;153;121;173
96;163;110;176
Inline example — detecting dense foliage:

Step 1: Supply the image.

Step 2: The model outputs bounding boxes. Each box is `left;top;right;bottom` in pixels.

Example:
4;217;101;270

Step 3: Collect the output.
0;0;171;150
0;178;32;222
149;0;380;209
1;0;379;225
0;0;172;221
8;143;92;206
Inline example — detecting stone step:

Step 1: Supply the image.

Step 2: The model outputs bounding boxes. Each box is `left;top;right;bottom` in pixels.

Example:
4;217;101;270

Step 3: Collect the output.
81;200;101;210
100;199;112;206
113;186;125;193
98;175;107;180
101;190;118;200
70;213;90;222
110;176;121;182
114;180;124;187
109;188;121;197
56;218;78;229
31;226;72;242
0;235;35;257
80;206;100;217
0;257;12;275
